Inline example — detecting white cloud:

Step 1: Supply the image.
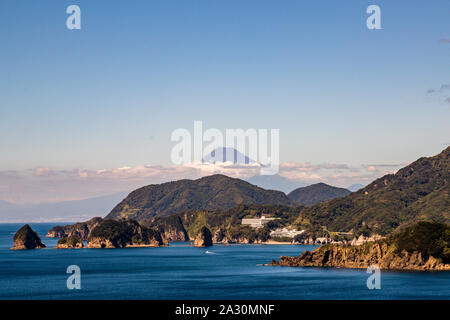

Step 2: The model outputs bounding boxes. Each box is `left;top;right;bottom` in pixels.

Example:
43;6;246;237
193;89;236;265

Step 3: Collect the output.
0;161;405;204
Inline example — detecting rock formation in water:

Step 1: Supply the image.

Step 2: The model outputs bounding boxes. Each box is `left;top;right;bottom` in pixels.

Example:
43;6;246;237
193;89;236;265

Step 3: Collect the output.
271;222;450;271
87;219;167;248
55;235;84;249
11;224;46;250
272;242;450;271
47;217;102;240
194;227;213;247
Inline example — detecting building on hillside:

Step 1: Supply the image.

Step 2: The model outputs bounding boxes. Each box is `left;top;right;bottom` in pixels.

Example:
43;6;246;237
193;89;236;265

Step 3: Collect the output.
241;216;276;228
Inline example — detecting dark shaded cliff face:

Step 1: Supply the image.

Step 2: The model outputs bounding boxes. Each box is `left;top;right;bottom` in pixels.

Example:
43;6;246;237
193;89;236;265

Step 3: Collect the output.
87;219;167;248
288;183;351;206
272;222;450;271
294;147;450;235
105;174;294;222
12;224;46;250
146;215;189;241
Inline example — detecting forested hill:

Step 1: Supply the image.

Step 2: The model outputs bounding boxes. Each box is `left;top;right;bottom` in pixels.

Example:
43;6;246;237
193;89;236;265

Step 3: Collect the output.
106;174;294;221
288;183;351;206
295;147;450;235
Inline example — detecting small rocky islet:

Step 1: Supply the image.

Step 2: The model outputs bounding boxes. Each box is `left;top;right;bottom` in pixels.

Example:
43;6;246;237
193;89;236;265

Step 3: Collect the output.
11;224;46;250
194;226;213;247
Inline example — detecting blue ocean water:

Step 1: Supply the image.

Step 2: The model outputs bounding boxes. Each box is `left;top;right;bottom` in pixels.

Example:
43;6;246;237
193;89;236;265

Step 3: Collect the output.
0;223;449;300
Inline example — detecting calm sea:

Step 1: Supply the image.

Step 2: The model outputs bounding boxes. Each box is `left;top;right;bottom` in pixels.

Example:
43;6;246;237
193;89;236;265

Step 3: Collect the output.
0;223;449;300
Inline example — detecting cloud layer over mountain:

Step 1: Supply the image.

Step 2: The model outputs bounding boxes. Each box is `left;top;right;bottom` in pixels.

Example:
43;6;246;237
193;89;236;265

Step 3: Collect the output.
0;161;403;204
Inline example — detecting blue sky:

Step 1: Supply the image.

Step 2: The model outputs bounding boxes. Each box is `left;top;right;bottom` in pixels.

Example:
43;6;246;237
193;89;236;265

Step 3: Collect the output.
0;1;449;202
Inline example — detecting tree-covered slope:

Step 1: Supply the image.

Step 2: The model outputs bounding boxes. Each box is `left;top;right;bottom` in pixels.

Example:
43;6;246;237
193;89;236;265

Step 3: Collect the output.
288;183;351;206
106;174;294;221
295;147;450;235
147;204;301;243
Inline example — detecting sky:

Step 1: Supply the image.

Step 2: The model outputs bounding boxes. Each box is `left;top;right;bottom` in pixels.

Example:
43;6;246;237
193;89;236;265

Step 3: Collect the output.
0;0;449;204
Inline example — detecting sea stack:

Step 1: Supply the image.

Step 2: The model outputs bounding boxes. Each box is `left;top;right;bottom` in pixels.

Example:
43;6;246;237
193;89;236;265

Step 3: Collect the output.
194;227;213;247
11;224;46;250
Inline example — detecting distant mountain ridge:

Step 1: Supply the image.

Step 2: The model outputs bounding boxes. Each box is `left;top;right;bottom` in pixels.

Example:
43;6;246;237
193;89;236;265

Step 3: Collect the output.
106;174;294;221
246;174;306;194
295;147;450;235
347;184;364;192
288;183;351;206
0;192;128;223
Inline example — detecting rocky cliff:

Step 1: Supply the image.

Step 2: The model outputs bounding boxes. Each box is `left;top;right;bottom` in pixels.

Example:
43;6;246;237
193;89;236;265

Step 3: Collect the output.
194;227;213;247
87;219;167;248
272;242;449;271
47;217;102;240
11;224;46;250
145;215;189;241
271;222;450;271
55;235;84;249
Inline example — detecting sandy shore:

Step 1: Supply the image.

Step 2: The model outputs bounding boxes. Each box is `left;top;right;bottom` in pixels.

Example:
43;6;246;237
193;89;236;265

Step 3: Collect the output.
261;241;293;245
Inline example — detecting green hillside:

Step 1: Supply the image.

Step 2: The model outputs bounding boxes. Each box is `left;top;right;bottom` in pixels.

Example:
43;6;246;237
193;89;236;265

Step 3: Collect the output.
148;204;301;242
106;174;294;221
288;183;351;206
294;147;450;235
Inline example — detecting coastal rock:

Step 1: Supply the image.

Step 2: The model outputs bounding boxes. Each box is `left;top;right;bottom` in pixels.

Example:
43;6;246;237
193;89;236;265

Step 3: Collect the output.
194;227;213;247
271;222;450;271
272;242;449;271
46;225;70;238
87;238;115;248
212;228;233;243
55;235;84;249
87;219;167;248
11;224;46;250
47;217;102;240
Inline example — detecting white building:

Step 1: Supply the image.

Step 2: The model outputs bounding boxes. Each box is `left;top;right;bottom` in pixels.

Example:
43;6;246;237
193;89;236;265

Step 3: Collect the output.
241;216;276;228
